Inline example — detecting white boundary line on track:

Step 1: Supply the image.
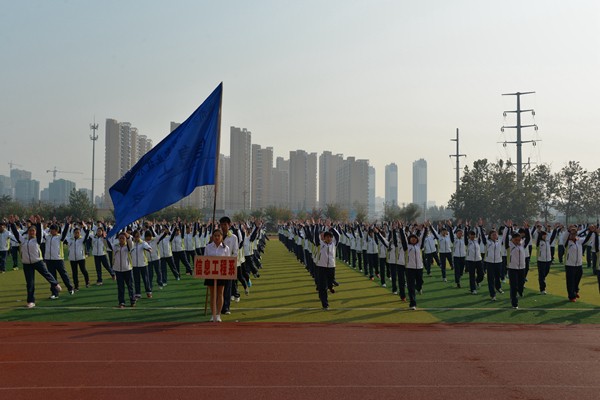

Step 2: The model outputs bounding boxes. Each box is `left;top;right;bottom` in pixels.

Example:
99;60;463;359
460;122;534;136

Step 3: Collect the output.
0;385;599;390
0;360;596;364
0;305;598;311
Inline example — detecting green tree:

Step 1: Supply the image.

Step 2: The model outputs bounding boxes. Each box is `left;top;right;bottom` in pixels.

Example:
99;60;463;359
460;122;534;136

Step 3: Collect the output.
555;161;587;224
353;202;368;224
383;202;402;221
582;168;600;222
324;203;348;222
67;189;97;221
399;203;421;223
529;164;559;223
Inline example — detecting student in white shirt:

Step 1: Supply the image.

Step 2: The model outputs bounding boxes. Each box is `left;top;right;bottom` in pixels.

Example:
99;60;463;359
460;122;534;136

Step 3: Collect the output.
481;227;506;300
449;225;466;288
465;225;484;295
431;223;453;282
314;222;339;311
536;226;558;294
130;230;153;299
505;222;531;309
9;215;61;308
112;231;136;308
90;226;116;285
66;224;91;290
204;229;231;322
399;223;425;310
565;227;590;302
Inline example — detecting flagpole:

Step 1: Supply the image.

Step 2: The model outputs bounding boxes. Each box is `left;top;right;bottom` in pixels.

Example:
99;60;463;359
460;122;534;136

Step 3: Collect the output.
211;82;223;225
205;82;223;317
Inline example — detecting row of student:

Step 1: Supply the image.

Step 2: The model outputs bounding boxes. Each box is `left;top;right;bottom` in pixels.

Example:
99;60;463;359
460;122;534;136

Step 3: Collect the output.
280;219;598;310
3;215;268;315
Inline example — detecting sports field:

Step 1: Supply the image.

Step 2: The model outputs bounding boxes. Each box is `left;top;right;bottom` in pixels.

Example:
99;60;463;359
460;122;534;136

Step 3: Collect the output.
1;239;599;324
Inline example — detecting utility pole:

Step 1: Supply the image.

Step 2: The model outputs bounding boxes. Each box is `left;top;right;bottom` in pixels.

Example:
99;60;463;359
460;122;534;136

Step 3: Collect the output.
90;118;99;205
501;91;538;187
449;128;466;196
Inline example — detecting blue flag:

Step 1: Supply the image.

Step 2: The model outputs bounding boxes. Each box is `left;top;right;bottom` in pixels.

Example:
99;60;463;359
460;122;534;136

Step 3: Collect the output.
108;83;222;237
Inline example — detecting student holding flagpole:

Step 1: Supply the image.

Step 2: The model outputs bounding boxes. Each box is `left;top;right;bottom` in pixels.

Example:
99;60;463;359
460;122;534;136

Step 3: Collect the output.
204;229;230;322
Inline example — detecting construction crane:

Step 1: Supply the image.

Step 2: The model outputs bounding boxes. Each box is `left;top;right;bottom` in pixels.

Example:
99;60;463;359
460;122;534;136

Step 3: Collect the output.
46;167;83;182
8;161;23;171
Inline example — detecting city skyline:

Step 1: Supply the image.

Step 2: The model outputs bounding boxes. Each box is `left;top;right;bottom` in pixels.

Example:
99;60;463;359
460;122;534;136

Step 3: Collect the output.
1;1;599;206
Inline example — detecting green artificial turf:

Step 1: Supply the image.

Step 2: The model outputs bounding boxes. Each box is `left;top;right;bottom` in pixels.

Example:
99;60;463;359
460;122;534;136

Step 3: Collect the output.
0;239;599;323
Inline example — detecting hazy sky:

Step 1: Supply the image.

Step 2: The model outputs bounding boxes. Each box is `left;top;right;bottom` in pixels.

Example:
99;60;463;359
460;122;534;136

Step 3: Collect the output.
1;0;599;206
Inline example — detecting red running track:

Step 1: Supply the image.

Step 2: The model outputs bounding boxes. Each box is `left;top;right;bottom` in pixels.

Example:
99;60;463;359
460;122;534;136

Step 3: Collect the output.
0;322;598;400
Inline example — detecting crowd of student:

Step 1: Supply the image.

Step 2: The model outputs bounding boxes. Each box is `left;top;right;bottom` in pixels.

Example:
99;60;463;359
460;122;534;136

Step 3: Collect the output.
0;215;268;322
279;219;600;310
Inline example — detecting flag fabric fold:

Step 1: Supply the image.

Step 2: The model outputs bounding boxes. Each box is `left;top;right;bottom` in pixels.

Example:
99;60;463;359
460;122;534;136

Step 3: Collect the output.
108;83;222;237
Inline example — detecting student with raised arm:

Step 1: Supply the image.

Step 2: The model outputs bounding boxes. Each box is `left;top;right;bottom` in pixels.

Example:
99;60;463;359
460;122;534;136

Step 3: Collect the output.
431;222;453;282
66;222;91;291
145;227;164;291
400;222;426;310
422;224;438;277
90;225;116;285
158;224;180;284
171;222;193;276
314;220;339;311
44;219;75;297
374;225;389;287
8;215;62;308
505;220;531;309
449;222;466;289
131;230;153;299
481;224;506;301
465;220;484;295
112;231;136;308
536;225;558;295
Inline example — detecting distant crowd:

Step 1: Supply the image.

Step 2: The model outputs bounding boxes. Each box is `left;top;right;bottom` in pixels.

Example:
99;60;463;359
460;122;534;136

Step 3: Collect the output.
279;219;600;310
0;215;268;322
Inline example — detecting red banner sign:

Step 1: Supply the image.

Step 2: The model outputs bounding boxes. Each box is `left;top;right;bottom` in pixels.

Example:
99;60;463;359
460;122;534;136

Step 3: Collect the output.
193;256;238;280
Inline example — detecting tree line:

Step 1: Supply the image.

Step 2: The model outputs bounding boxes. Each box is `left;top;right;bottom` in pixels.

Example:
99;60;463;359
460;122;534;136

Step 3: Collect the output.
448;159;595;224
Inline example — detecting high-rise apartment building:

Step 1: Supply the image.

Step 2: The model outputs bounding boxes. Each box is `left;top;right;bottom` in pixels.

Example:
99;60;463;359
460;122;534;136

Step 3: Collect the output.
229;126;252;210
251;144;273;210
368;166;376;217
14;179;39;204
412;158;427;208
289;150;317;211
104;118;152;207
385;163;398;206
271;157;289;208
48;179;76;205
336;157;369;211
319;151;343;207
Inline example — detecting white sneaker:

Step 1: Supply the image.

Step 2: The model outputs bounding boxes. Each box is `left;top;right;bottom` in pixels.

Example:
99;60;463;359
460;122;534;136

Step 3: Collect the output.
540;290;547;295
382;283;387;288
409;306;417;310
472;290;477;295
392;291;398;295
418;289;423;295
209;315;215;322
231;296;235;301
49;295;59;300
491;297;496;301
26;302;36;308
245;288;249;295
216;315;222;322
443;278;447;282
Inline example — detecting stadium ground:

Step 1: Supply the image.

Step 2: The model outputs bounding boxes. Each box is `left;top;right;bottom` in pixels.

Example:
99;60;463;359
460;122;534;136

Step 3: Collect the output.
0;239;599;323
